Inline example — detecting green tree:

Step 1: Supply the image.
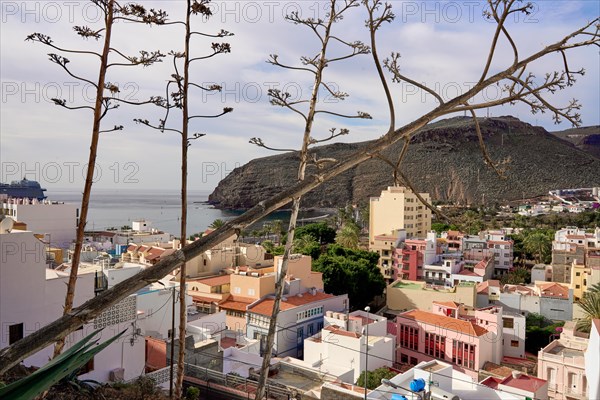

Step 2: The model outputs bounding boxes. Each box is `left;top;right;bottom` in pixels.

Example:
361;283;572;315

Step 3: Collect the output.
500;267;530;285
587;283;600;293
522;230;552;264
209;219;225;229
575;291;600;333
272;219;284;243
356;367;397;390
335;224;360;249
313;245;384;309
458;210;484;234
293;234;321;259
295;222;337;245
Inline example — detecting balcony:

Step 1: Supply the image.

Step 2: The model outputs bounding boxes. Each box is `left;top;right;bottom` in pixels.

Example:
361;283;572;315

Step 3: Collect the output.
565;387;587;399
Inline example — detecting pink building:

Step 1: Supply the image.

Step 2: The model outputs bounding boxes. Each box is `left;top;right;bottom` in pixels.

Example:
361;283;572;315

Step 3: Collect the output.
395;302;500;379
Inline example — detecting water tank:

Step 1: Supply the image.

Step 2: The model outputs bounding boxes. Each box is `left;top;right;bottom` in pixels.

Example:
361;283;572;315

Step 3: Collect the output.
409;378;426;392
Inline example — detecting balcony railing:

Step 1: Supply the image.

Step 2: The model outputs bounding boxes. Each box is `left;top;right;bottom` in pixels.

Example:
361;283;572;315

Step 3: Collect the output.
565;387;587;399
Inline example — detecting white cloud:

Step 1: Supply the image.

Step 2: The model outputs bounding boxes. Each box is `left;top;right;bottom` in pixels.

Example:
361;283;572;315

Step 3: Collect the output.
1;0;598;191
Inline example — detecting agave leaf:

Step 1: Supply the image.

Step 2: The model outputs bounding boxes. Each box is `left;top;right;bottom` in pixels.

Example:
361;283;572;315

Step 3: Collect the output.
0;329;126;400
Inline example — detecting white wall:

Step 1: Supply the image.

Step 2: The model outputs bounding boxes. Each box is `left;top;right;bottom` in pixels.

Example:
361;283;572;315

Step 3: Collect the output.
0;230;148;384
585;322;600;400
8;202;77;249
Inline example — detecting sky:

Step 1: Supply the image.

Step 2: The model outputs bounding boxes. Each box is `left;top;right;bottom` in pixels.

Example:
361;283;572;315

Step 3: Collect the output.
1;0;599;192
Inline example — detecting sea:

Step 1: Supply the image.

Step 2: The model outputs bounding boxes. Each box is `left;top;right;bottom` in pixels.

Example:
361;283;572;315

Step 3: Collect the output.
46;188;330;236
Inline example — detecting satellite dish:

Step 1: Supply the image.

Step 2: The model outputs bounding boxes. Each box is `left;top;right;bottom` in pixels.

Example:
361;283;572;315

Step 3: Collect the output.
0;215;15;233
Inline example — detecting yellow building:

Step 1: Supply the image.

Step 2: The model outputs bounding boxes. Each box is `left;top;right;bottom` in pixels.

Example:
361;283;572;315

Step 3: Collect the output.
369;186;432;244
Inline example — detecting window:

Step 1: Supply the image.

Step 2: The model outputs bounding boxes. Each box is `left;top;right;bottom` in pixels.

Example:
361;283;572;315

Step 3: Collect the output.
307;324;314;337
511;340;519;347
399;324;419;350
502;318;514;328
233;287;241;294
297;327;304;343
576;272;581;277
576;285;580;289
425;332;445;359
9;323;24;345
247;288;255;296
400;353;409;363
452;340;475;369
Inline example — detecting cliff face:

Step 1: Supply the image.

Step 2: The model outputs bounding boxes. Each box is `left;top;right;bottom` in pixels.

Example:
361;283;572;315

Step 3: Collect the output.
208;116;600;209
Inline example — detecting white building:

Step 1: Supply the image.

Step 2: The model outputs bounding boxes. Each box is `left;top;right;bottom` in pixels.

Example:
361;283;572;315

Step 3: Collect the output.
584;319;599;400
0;229;142;382
303;310;395;383
246;290;349;359
1;197;77;249
0;227;187;384
368;359;525;400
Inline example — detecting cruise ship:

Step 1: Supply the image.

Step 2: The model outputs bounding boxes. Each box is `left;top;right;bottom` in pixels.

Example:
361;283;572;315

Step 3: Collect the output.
0;178;47;200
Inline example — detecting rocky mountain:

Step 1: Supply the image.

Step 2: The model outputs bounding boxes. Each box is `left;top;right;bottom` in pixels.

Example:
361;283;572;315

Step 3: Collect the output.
551;125;600;159
208;116;600;209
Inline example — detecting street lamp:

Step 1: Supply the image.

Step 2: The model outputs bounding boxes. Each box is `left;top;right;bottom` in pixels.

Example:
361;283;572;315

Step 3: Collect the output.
364;306;371;400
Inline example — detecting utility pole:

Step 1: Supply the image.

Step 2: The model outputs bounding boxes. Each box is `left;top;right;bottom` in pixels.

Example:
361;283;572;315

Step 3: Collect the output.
364;306;370;400
169;285;176;398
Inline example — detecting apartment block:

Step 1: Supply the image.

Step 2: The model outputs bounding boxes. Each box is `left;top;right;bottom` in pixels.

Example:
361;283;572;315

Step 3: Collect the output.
1;197;77;249
369;186;432;244
477;280;574;321
552;227;600;284
538;321;589;400
303;310;395;383
368;360;527;400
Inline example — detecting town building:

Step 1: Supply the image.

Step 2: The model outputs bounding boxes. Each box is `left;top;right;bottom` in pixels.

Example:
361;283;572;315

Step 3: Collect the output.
477;280;574;321
0;225;188;384
1;197;77;249
395;306;496;379
394;301;525;378
537;321;589;400
303;310;395;383
585;319;600;400
385;280;477;316
532;263;553;283
368;359;526;399
368;186;432;245
551;227;600;284
480;372;549;400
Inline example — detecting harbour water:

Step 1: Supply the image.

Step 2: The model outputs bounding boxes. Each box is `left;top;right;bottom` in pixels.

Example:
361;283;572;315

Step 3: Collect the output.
47;188;330;236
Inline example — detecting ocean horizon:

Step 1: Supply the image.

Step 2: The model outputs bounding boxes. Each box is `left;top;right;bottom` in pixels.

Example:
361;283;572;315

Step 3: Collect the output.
45;187;329;237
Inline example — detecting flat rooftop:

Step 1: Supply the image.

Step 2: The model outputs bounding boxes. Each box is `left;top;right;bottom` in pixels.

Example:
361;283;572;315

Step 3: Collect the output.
547;345;584;357
392;281;422;290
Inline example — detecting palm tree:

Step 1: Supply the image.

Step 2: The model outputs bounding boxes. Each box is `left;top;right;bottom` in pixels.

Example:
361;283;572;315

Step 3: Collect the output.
272;219;284;244
522;231;552;264
335;225;359;249
209;219;225;229
575;291;600;333
587;282;600;293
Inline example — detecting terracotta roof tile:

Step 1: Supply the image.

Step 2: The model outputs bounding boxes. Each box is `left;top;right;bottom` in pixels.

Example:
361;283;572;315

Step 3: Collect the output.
399;309;488;337
324;325;361;338
456;269;479;277
249;291;334;316
537;282;569;298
